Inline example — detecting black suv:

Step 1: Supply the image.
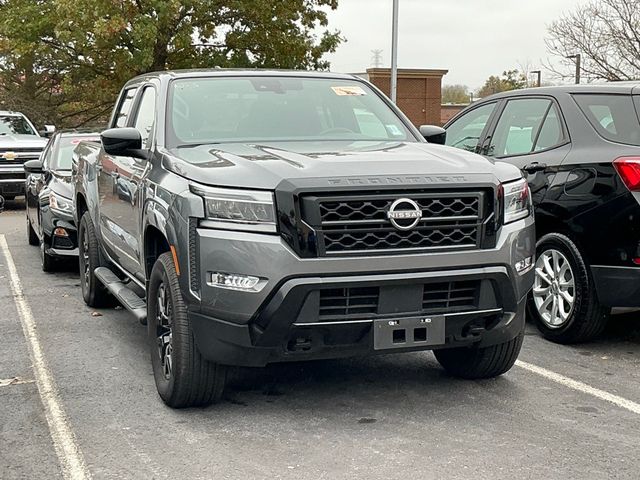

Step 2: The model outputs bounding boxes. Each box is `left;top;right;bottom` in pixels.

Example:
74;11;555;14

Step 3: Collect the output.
433;84;640;343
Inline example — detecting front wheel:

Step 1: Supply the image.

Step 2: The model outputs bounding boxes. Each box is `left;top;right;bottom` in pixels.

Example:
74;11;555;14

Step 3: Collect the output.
148;252;227;408
78;212;111;307
527;233;609;344
27;216;38;246
434;329;524;379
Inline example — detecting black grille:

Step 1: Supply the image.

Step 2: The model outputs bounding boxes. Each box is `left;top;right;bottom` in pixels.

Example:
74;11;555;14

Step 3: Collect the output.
303;191;487;256
422;281;479;314
317;280;481;321
319;286;379;319
188;218;199;292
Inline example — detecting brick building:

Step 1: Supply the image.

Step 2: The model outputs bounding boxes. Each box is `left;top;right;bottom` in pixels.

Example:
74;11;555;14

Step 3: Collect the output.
356;68;448;127
440;104;468;125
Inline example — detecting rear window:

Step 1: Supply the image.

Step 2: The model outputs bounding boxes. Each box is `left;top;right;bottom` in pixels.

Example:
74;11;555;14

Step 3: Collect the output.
574;94;640;146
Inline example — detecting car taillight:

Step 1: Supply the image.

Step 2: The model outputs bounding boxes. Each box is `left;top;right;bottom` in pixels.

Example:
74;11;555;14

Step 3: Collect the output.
613;157;640;191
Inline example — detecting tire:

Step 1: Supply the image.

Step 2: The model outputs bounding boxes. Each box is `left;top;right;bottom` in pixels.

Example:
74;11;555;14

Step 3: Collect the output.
148;252;227;408
527;233;609;344
40;236;56;272
27;216;38;246
434;329;524;379
78;212;111;307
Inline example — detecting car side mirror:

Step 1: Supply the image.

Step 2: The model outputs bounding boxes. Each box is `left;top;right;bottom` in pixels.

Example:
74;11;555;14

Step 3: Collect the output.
419;125;447;145
40;125;56;138
101;128;144;158
24;159;44;174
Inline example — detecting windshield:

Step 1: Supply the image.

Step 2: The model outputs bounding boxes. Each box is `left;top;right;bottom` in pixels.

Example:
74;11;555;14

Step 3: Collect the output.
166;76;414;148
0;115;37;136
54;135;100;170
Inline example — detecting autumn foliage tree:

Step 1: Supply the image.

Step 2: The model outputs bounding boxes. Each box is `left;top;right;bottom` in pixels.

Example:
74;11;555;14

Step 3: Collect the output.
0;0;343;128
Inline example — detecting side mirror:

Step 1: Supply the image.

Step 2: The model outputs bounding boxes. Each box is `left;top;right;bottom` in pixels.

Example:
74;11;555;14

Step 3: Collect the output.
419;125;447;145
40;125;56;138
101;128;143;157
24;159;44;174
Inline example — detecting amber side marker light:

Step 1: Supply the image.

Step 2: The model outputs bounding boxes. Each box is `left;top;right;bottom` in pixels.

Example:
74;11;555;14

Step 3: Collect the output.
170;245;180;276
613;157;640;192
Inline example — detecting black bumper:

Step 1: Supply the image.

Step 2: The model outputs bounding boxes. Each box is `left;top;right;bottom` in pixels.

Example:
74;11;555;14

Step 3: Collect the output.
591;265;640;307
190;267;529;367
44;219;78;258
0;180;25;196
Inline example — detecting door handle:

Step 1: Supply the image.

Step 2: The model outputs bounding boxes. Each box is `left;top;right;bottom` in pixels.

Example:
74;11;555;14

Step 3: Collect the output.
523;162;547;174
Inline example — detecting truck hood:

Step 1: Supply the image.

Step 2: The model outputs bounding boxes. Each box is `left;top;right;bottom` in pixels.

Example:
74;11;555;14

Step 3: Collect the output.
0;134;47;149
163;141;522;190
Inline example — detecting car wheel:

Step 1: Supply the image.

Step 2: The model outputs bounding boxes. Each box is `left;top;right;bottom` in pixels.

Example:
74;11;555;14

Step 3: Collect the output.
148;252;227;408
78;212;111;307
39;231;56;273
434;328;524;379
27;216;38;246
527;233;609;344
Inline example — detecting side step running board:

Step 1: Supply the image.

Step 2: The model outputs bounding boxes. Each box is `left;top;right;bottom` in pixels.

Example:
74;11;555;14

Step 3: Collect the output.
94;267;147;324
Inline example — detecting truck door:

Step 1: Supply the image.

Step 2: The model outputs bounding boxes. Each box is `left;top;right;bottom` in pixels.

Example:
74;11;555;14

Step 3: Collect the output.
97;86;139;269
107;86;156;278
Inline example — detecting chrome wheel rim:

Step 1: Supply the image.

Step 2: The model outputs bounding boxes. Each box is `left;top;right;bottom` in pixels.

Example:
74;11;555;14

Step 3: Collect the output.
533;249;575;328
81;228;90;288
156;283;173;380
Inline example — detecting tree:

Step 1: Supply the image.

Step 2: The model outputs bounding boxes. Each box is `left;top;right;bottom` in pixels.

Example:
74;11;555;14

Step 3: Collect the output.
476;70;527;98
546;0;640;81
442;84;470;104
0;0;343;128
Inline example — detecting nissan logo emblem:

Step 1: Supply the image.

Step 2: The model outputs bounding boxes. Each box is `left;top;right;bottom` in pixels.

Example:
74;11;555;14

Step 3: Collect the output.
387;198;422;231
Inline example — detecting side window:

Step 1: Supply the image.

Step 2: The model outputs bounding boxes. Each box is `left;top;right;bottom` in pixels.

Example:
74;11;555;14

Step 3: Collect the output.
534;105;563;152
132;87;156;149
445;103;496;152
114;87;138;128
488;98;555;157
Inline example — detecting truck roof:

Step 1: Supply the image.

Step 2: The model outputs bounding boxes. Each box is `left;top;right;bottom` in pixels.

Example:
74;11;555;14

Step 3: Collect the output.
0;111;25;116
124;68;359;87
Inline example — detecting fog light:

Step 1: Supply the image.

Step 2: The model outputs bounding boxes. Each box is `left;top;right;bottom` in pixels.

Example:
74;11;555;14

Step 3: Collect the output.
208;272;266;292
515;256;533;274
53;227;69;237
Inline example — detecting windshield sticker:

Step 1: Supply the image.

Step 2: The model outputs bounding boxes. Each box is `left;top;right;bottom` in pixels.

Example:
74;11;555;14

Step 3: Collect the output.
386;124;403;136
331;86;367;96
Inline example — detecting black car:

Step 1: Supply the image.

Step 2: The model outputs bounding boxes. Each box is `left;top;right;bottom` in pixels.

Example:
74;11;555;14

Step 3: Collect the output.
428;83;640;343
25;132;99;271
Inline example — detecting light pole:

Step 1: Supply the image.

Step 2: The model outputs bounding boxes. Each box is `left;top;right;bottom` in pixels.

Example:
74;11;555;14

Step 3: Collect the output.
566;54;581;84
531;70;542;88
390;0;399;103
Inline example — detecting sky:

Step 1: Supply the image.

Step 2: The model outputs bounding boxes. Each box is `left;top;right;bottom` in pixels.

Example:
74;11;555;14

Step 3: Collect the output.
325;0;588;90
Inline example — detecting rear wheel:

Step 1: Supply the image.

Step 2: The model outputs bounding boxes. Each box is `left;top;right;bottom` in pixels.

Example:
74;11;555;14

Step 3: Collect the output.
527;233;609;344
148;252;227;408
434;329;524;379
26;216;38;246
78;212;111;307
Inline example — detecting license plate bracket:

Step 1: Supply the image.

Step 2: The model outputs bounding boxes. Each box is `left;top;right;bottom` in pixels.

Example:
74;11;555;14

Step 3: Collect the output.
373;315;445;350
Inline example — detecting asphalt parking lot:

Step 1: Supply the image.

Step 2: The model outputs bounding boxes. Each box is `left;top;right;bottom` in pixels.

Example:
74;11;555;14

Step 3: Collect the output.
1;200;640;480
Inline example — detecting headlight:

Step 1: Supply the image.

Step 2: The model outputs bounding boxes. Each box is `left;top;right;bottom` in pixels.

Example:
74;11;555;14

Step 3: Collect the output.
502;178;531;224
49;191;73;214
191;184;277;233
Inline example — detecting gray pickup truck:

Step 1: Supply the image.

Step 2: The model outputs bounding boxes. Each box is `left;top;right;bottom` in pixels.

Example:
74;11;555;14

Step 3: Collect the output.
74;70;535;408
0;111;51;200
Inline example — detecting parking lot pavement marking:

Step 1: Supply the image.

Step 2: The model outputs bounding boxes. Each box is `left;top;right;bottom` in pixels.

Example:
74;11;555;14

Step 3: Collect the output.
0;235;91;480
516;360;640;415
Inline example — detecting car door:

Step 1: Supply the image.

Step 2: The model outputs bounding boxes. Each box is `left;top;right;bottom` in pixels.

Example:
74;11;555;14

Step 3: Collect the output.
97;86;139;269
108;85;156;278
28;137;55;235
484;97;570;205
444;102;500;154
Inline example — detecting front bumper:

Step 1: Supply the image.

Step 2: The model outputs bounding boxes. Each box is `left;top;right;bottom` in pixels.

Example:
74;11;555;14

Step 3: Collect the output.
591;265;640;307
43;216;78;258
0;177;25;196
184;215;534;367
